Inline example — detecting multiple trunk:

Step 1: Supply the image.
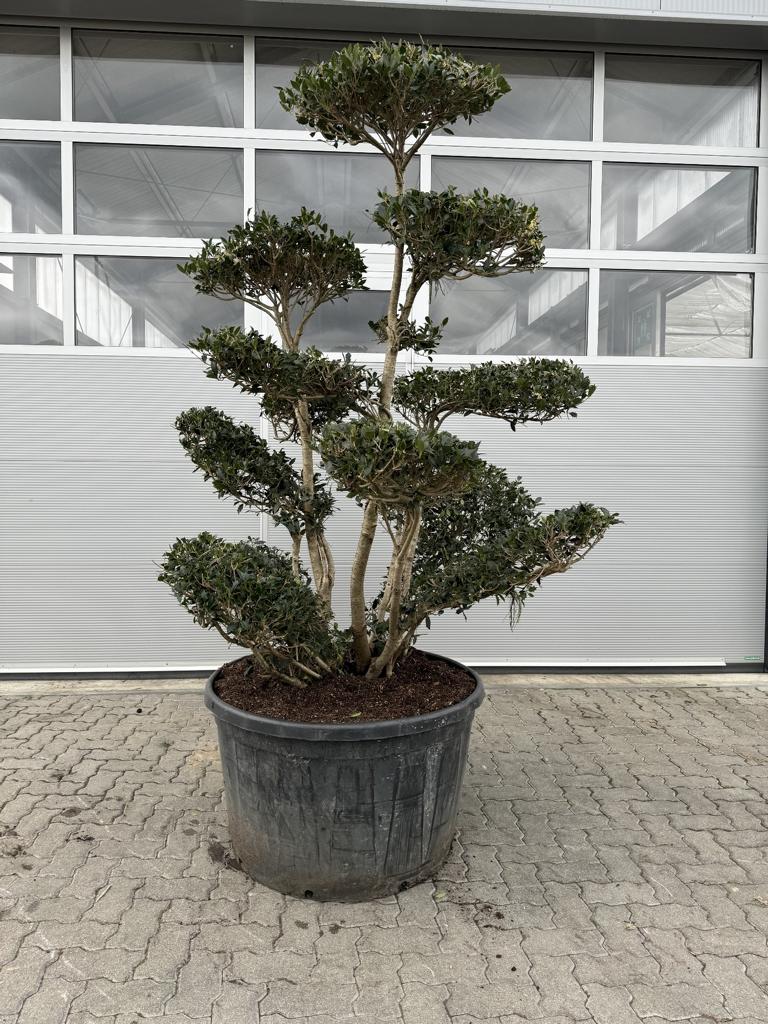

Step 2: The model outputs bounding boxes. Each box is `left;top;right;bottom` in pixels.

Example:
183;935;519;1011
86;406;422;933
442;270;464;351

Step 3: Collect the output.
281;160;419;679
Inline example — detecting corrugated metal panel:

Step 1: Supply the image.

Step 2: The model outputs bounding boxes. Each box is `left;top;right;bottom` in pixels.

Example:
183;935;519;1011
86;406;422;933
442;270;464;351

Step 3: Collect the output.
2;353;766;670
281;0;768;20
663;0;768;14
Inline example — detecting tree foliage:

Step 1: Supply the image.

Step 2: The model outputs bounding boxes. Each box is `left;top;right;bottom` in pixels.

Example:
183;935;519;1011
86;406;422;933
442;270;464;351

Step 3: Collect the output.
181;210;366;347
189;326;376;440
278;40;510;168
159;533;343;685
175;406;332;535
369;313;446;356
373;187;545;286
393;359;596;429
161;40;619;687
319;421;482;506
408;466;618;622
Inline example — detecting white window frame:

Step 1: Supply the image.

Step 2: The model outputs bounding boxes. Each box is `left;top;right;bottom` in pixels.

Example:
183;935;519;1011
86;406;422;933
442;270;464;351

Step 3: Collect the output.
0;18;763;365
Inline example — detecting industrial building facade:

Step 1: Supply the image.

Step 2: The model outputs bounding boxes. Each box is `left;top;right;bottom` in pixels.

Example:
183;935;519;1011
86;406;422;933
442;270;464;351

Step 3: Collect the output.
2;1;768;672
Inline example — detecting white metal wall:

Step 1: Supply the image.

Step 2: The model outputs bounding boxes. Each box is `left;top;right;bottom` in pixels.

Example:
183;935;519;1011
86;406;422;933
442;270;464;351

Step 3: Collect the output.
2;351;766;671
1;21;767;671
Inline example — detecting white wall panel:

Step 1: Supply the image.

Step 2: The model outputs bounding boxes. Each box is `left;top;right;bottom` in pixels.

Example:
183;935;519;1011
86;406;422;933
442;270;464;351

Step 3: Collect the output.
2;356;767;672
1;352;258;671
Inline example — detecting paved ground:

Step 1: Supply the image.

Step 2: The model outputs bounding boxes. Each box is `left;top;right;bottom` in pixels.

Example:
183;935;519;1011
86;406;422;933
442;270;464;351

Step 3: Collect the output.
2;679;768;1024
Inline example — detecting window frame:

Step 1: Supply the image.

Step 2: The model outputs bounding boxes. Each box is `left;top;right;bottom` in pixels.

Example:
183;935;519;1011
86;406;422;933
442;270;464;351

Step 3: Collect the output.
0;20;763;365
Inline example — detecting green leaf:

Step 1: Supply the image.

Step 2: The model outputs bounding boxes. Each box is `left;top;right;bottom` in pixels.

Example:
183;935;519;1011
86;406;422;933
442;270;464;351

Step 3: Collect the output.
278;40;510;161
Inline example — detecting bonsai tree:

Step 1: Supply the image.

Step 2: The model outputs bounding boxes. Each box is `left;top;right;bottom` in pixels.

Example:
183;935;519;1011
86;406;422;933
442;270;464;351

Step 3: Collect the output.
160;41;618;687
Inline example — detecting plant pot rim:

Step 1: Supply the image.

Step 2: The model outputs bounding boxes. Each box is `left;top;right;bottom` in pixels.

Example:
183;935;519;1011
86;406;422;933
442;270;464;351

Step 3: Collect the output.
204;649;485;742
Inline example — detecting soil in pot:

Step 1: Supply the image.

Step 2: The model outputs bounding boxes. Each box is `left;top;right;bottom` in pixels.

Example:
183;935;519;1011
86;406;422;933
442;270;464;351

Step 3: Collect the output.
213;648;476;724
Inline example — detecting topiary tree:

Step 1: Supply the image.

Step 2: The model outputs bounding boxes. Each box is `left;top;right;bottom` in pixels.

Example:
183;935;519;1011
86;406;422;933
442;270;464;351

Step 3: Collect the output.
159;40;619;686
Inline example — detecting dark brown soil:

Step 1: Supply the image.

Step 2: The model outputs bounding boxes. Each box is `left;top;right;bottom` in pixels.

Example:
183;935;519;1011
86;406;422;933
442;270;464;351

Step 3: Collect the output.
213;649;476;724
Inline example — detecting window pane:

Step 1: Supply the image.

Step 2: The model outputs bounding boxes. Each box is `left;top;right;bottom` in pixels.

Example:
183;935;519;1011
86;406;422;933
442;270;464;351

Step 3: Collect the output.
446;49;592;140
0;141;61;232
598;270;752;358
0;254;63;345
0;27;59;120
604;55;759;147
602;164;755;253
75;145;243;237
75;256;243;348
255;40;346;129
432;157;589;249
299;291;389;353
73;30;243;127
431;270;588;357
255;151;418;243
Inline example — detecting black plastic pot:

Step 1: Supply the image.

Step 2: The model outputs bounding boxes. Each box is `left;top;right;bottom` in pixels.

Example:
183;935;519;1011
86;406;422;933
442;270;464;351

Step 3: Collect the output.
204;653;484;901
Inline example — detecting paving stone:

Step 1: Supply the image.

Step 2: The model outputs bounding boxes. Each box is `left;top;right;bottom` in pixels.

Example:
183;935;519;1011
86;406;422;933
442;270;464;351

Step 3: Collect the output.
640;926;706;985
400;982;451;1024
211;980;266;1024
135;876;214;900
684;925;768;957
584;983;644;1024
446;977;541;1019
400;950;487;985
0;920;34;966
51;947;144;983
26;921;118;952
16;975;85;1024
164;951;226;1017
588;905;649;957
436;903;487;955
572;950;660;987
100;897;168;951
3;682;768;1022
166;898;240;924
580;881;659;907
20;896;90;922
353;952;403;1018
70;979;174;1018
540;882;593;931
530;954;590;1018
521;927;605;957
358;922;442;955
628;980;728;1020
134;924;196;980
81;878;142;924
0;946;55;1016
228;949;316;986
197;921;278;953
239;887;288;927
629;901;711;930
700;955;768;1018
260;977;358;1018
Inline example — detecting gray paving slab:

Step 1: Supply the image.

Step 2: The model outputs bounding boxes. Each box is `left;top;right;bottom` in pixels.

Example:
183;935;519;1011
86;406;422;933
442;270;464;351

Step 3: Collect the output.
0;680;767;1021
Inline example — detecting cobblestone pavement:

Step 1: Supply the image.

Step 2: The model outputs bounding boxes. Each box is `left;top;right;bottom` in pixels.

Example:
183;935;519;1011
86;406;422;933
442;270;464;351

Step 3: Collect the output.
2;681;768;1024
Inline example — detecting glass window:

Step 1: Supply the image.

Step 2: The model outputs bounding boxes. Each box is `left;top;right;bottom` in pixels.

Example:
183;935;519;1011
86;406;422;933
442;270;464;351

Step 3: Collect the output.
255;40;347;130
75;256;243;348
0;27;59;120
598;270;752;358
0;254;63;345
602;164;756;253
73;30;243;127
432;157;590;249
431;269;588;357
446;48;592;140
604;55;759;147
299;290;389;353
0;141;61;232
74;145;243;237
254;151;418;243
